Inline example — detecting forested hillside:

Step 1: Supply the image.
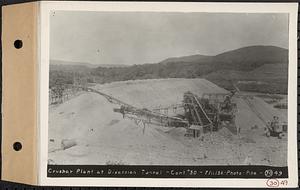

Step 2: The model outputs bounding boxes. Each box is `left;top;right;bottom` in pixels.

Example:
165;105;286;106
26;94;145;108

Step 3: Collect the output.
50;45;288;94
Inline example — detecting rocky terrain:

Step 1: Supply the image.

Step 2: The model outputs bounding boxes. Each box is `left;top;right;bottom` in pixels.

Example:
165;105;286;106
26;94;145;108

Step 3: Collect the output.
48;78;287;166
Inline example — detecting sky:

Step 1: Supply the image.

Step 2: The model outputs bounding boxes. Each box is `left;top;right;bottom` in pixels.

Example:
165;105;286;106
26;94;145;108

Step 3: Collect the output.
50;11;288;65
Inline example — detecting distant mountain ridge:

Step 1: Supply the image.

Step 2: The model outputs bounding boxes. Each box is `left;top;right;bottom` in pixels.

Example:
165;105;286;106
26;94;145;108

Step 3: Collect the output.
213;45;288;70
160;45;287;69
160;54;212;64
50;60;127;69
50;45;288;94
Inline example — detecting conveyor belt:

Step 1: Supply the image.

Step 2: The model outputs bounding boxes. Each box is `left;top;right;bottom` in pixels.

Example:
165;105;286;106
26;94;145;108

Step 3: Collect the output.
78;86;188;128
183;92;212;127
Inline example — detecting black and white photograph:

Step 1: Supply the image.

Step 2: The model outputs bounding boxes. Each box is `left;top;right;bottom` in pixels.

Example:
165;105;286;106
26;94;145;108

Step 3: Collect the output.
46;5;294;180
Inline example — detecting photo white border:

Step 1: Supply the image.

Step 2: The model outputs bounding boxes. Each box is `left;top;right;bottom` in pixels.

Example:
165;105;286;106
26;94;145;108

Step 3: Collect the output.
38;1;299;187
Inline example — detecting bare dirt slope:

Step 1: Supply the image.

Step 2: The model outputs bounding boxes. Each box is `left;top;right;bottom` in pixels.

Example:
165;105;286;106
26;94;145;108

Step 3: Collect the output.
94;78;228;109
48;78;287;166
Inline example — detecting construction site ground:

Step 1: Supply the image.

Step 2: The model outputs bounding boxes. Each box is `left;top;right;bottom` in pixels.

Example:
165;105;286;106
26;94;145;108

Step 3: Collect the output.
48;78;287;166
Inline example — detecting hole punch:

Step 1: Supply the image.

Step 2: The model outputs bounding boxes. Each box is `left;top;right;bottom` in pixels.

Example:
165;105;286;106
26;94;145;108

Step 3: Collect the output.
14;39;23;49
13;142;22;151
